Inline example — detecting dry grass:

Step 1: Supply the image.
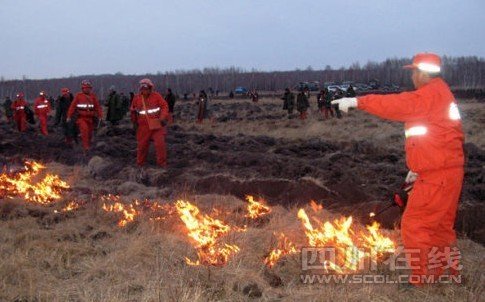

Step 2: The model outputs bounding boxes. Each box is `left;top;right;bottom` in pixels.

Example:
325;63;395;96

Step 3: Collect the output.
0;167;484;301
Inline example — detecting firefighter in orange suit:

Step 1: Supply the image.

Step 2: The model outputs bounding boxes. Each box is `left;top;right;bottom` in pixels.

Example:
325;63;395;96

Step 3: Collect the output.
130;78;169;167
66;80;103;153
332;53;464;287
11;92;28;132
34;91;51;135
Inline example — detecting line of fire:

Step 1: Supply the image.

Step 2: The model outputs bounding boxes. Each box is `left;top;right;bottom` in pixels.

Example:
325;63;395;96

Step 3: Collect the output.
1;160;396;272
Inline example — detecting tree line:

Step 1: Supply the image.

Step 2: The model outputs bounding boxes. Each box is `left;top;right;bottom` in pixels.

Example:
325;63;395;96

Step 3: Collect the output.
0;56;483;100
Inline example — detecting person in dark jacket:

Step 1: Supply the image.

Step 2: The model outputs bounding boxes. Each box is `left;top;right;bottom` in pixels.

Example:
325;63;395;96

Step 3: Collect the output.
48;96;55;108
332;89;343;118
197;90;208;123
317;89;326;118
3;96;13;123
165;88;176;123
296;90;310;120
105;86;123;126
250;90;259;103
281;88;295;118
120;92;130;116
321;88;335;119
55;88;76;146
346;84;356;97
55;88;73;126
304;87;311;99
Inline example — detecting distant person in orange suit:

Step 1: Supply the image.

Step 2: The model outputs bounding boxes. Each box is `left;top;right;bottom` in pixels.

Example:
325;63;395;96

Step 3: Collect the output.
130;78;169;168
34;91;51;135
11;92;28;132
66;80;103;154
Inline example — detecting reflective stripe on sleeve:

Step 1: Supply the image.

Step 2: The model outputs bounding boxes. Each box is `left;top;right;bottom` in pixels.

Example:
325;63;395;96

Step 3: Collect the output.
449;102;461;120
405;126;428;138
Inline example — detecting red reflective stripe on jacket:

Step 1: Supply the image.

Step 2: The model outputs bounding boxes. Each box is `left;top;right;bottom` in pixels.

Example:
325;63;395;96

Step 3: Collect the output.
67;92;102;118
357;78;464;172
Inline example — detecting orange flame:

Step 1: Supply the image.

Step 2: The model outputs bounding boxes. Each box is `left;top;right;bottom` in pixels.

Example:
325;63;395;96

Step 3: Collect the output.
297;209;366;272
361;221;395;255
0;161;70;204
245;195;271;219
310;200;323;212
264;233;298;268
101;195;140;227
101;195;176;226
102;201;138;227
175;200;241;266
54;200;82;213
265;208;395;272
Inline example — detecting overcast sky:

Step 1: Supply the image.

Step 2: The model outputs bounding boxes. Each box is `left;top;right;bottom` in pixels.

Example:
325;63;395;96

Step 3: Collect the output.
1;0;484;80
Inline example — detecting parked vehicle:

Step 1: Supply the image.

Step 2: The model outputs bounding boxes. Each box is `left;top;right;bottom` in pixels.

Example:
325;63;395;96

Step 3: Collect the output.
353;83;371;92
382;83;401;92
234;87;248;94
295;81;320;91
326;85;341;92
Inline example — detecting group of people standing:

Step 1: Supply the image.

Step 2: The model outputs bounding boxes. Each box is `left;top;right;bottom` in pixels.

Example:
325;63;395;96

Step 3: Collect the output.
281;85;356;120
3;92;52;134
1;79;177;168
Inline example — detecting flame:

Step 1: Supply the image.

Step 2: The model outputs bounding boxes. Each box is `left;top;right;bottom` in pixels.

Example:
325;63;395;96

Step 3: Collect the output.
361;221;395;255
175;200;241;266
264;233;298;268
101;195;140;227
369;212;376;218
0;161;70;204
54;200;82;213
147;201;176;221
265;208;395;272
245;195;271;219
102;201;138;227
310;200;323;212
101;195;176;226
297;209;367;271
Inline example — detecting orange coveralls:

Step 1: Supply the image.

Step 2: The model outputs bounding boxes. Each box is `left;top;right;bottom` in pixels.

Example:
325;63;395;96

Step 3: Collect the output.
11;99;28;132
67;92;102;151
34;96;51;135
130;92;169;167
358;78;464;285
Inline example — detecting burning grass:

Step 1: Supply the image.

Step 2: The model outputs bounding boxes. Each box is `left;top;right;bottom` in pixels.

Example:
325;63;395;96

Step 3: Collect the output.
263;205;395;272
0;190;482;301
175;200;241;266
0;160;70;204
245;195;271;219
0;151;483;300
101;194;176;227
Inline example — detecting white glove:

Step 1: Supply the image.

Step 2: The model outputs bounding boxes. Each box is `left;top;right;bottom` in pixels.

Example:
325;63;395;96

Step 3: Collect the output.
331;97;358;113
405;171;418;183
